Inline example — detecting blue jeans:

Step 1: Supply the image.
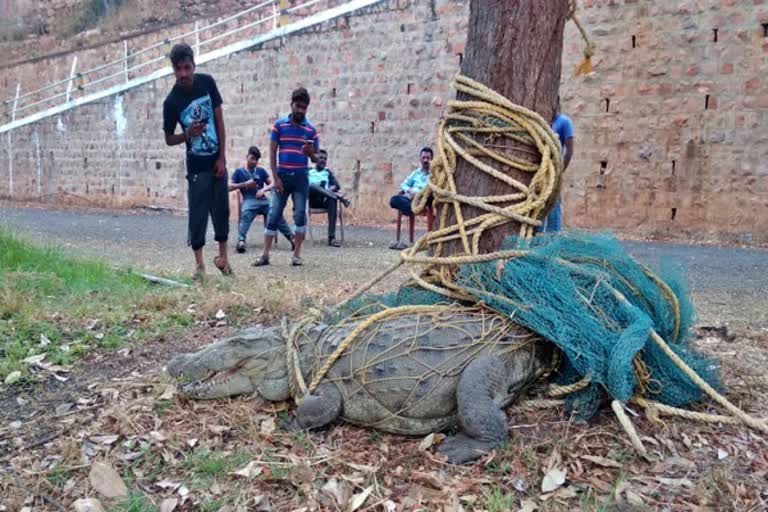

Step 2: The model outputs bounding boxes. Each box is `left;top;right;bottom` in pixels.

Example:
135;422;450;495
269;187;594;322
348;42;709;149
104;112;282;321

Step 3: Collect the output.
536;200;562;233
389;194;414;216
265;171;308;236
239;199;292;242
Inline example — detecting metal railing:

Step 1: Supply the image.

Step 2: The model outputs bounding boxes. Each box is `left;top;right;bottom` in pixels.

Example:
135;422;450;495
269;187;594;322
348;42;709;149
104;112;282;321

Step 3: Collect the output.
0;0;382;133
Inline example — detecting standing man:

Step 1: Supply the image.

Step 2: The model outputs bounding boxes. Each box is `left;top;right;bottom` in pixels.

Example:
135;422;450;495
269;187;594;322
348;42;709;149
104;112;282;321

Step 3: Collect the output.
253;87;318;267
308;149;350;247
162;43;231;279
388;147;433;250
229;146;295;253
538;97;574;233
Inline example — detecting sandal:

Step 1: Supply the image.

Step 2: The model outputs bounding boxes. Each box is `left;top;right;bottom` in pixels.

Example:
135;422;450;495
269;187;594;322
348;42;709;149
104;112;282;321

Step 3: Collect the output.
252;255;270;267
213;256;233;276
291;255;303;266
192;265;206;282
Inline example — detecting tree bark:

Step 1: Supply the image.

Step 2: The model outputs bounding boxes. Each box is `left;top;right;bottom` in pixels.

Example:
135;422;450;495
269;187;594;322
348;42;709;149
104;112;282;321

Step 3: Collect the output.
441;0;568;256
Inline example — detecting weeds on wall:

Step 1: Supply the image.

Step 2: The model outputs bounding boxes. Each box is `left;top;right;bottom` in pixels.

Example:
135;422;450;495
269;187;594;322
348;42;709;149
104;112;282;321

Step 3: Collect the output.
68;0;125;35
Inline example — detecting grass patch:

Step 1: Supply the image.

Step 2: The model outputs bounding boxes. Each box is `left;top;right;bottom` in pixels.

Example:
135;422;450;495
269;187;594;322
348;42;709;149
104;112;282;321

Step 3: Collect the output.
184;449;252;488
46;466;72;489
483;487;516;512
200;498;233;512
0;229;298;383
0;229;191;380
116;493;159;512
67;0;124;34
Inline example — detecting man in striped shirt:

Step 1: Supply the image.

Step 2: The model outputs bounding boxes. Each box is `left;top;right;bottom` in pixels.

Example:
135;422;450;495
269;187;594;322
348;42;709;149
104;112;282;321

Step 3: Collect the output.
254;87;319;267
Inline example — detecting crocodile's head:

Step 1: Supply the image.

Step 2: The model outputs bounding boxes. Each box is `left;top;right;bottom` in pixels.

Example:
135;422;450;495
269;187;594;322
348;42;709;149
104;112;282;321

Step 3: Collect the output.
165;326;284;399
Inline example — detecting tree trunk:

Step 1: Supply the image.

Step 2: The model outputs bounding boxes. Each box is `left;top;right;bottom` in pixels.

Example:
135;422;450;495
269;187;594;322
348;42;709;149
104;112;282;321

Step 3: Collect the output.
441;0;568;256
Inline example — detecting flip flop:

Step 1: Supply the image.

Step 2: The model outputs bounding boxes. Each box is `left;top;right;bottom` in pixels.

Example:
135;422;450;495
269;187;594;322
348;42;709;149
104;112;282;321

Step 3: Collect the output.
252;255;270;267
291;255;303;266
213;256;233;276
192;266;206;282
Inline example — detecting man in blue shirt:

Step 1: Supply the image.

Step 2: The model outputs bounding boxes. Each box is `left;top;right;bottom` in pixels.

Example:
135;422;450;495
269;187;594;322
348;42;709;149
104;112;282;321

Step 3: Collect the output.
229;146;294;253
308;149;350;247
538;98;575;233
254;88;319;267
388;147;433;249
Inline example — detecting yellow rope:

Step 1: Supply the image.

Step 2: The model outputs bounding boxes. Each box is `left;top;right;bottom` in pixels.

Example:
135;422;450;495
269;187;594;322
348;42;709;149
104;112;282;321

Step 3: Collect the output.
301;305;452;396
568;0;596;76
404;74;562;299
611;400;649;458
632;397;766;426
286;310;324;398
649;330;768;433
331;260;404;315
640;265;682;343
280;7;764;455
518;399;566;410
547;375;591;398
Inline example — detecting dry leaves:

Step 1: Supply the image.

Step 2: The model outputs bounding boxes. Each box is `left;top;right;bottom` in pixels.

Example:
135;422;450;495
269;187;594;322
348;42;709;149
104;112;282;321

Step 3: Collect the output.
230;461;264;479
541;467;566;493
348;486;373;511
159;498;178;512
73;498;106;512
89;462;128;498
581;454;622;469
3;326;767;511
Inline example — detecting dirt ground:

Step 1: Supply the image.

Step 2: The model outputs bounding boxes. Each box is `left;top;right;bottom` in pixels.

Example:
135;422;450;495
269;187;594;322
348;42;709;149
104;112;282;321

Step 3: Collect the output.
3;203;768;329
2;204;768;511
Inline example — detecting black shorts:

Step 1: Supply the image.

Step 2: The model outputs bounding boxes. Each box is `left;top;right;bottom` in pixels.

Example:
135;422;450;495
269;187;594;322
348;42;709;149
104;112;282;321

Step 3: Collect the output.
186;168;229;251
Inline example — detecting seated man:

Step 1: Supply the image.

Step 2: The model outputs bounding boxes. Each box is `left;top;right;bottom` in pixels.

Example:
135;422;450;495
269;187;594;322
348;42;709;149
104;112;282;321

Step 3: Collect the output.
229;146;294;253
308;149;350;247
388;146;433;249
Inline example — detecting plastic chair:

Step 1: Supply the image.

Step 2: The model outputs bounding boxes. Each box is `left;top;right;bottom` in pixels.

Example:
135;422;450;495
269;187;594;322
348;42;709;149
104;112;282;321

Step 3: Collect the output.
307;196;345;243
231;190;276;247
395;206;435;245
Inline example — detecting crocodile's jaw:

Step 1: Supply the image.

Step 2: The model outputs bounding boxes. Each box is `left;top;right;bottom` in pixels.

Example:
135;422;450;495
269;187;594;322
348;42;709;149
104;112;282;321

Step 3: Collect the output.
181;372;257;399
165;326;283;399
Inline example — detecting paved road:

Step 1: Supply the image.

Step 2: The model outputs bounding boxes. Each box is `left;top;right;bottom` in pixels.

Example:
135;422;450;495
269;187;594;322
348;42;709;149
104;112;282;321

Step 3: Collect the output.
2;205;767;329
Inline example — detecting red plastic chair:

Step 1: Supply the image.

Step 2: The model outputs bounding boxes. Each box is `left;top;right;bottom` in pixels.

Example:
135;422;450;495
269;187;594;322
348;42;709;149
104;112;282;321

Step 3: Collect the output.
395;206;435;245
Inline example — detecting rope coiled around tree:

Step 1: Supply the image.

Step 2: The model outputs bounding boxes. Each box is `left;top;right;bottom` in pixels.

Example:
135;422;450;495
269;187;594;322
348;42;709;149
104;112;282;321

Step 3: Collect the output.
283;4;766;456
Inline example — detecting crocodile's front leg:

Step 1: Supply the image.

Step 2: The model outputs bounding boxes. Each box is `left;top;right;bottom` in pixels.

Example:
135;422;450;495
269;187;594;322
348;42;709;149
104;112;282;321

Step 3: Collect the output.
291;383;343;430
437;355;511;464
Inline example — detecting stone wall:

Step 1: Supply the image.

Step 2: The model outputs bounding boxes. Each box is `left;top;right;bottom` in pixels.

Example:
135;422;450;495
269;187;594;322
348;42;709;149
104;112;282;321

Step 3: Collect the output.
560;0;768;245
1;0;467;223
1;0;767;244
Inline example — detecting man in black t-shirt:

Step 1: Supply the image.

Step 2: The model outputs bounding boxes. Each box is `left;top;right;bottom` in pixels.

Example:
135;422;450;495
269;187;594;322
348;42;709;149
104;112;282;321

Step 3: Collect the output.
162;43;231;280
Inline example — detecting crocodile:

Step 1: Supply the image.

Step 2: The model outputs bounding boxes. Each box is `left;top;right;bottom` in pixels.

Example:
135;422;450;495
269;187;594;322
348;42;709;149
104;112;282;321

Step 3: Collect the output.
165;307;552;463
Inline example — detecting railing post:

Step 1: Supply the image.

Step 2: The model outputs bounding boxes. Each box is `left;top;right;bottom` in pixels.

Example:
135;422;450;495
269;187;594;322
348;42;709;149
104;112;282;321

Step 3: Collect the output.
124;40;129;82
8;83;20;196
279;0;289;27
12;83;20;121
66;56;78;103
195;21;200;54
273;0;279;30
